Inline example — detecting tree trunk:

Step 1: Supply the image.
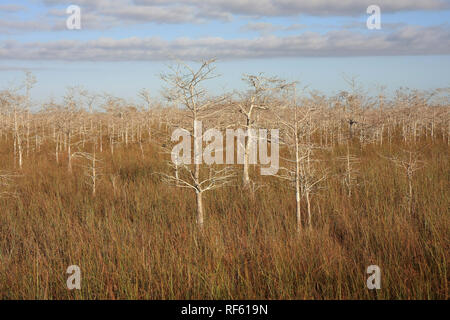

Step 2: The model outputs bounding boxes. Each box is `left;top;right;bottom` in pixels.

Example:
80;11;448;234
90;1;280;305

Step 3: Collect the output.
295;123;302;233
92;153;96;197
346;141;352;197
306;191;312;230
196;190;204;230
243;114;252;187
67;133;72;173
193;117;203;230
408;177;413;215
295;172;301;233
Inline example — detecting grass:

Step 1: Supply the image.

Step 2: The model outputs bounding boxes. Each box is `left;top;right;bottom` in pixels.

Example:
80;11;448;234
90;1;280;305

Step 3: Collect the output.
0;130;448;299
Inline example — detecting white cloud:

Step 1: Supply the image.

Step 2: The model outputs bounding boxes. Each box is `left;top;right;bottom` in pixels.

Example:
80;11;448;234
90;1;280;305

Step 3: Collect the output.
1;0;447;33
135;0;449;17
0;19;55;34
240;22;307;35
0;4;25;13
39;0;450;28
1;26;448;61
240;22;281;34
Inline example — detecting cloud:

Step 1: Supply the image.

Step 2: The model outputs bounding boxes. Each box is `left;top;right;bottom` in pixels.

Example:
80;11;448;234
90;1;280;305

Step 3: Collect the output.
1;0;447;34
1;25;448;61
0;19;55;34
0;4;26;13
38;0;450;29
134;0;450;17
240;22;281;34
44;0;230;27
240;22;307;35
285;24;307;31
0;65;49;71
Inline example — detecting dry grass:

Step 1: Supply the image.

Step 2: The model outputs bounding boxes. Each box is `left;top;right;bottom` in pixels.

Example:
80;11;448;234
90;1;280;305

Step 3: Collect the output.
0;125;448;299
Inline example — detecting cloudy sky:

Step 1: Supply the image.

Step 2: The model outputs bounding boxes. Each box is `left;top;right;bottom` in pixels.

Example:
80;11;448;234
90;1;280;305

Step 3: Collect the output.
1;0;449;102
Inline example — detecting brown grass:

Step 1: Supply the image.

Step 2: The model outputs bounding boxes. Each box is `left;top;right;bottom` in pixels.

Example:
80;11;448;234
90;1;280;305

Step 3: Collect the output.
0;122;448;299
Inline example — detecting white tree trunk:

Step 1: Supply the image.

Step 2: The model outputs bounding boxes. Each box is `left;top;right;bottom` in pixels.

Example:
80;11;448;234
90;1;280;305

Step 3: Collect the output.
196;190;204;230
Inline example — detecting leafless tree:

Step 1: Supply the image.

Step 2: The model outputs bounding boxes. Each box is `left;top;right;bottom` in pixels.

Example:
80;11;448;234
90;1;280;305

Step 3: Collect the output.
382;149;425;215
73;149;102;197
274;84;327;231
159;59;235;230
235;74;284;187
0;171;19;198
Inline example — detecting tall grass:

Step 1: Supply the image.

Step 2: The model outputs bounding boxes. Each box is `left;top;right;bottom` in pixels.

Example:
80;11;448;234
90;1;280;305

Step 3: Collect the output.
0;129;447;300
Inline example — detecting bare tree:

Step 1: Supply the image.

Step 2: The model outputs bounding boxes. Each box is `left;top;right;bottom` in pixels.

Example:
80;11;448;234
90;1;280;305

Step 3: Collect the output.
274;83;306;232
0;171;19;198
382;149;425;215
62;87;83;173
159;59;234;230
236;74;284;187
24;71;36;159
73;149;102;197
274;84;327;232
138;88;152;110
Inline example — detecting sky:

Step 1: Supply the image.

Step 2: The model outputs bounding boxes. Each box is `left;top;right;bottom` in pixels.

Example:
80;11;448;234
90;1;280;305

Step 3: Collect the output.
0;0;449;105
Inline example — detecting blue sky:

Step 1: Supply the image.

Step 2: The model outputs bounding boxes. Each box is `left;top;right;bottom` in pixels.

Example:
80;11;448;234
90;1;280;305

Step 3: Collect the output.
0;0;449;104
